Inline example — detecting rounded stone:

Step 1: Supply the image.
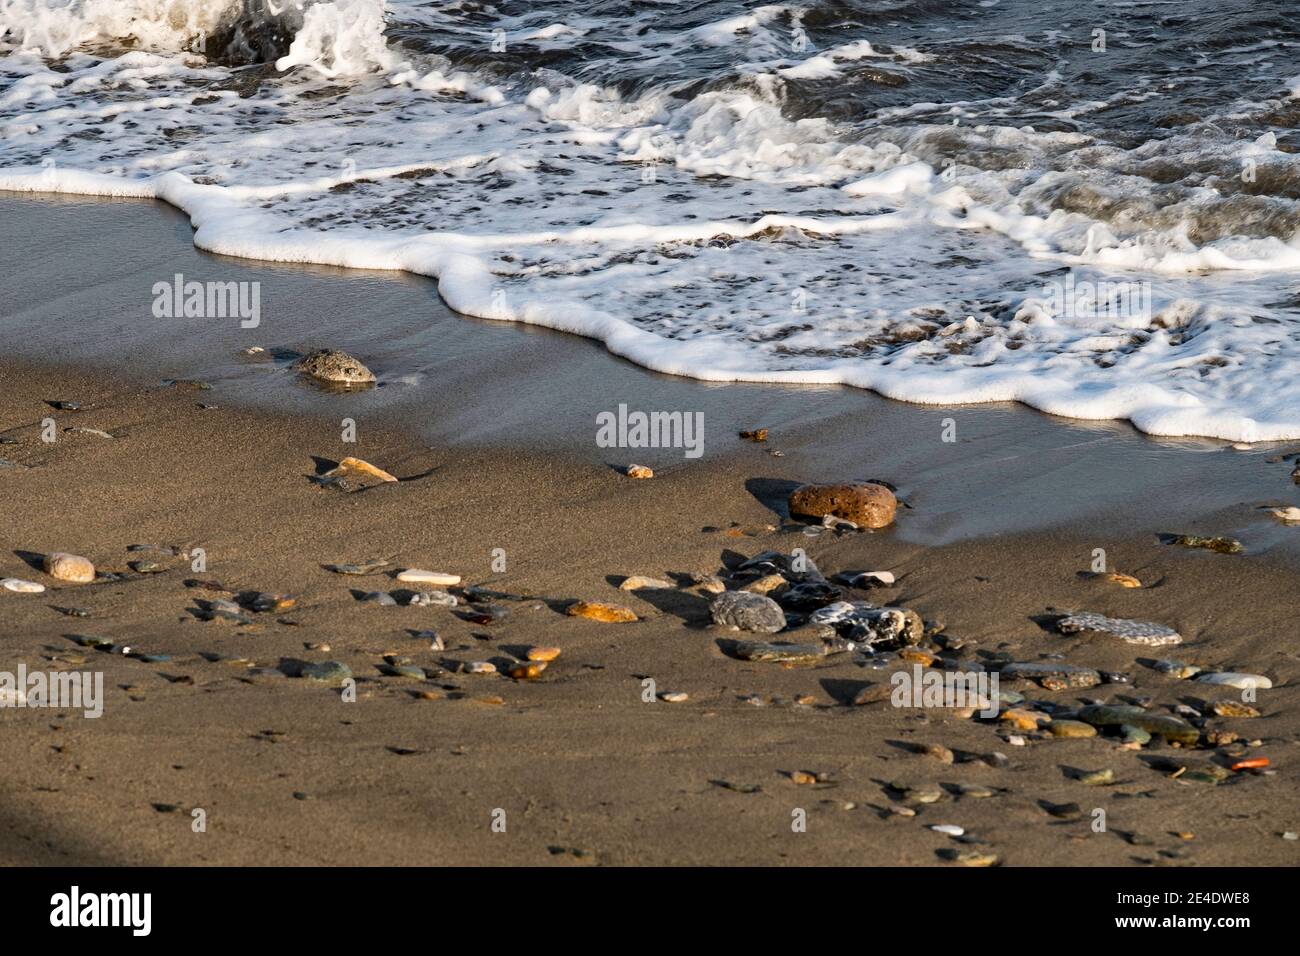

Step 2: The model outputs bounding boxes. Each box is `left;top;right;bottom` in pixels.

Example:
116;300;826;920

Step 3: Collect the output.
293;349;375;385
710;590;786;633
43;552;95;584
788;482;897;529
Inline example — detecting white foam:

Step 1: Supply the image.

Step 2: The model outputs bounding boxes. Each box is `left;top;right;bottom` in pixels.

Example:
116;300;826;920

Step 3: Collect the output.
4;0;1300;442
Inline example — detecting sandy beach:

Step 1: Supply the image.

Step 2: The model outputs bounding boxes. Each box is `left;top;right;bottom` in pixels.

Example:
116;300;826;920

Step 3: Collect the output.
2;194;1297;868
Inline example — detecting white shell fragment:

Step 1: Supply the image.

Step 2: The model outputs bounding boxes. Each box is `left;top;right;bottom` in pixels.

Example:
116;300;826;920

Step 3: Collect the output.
395;569;461;586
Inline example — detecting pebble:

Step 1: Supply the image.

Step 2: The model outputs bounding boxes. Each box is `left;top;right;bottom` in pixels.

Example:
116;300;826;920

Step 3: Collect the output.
65;427;113;439
396;569;461;586
848;571;896;588
1049;720;1098;738
620;575;674;591
1056;611;1181;646
567;600;638;623
686;573;726;595
660;691;689;703
362;591;397;607
809;601;923;648
293;348;375;385
739;429;768;442
507;661;548;681
129;560;166;574
1152;659;1202;679
788;481;897;529
1076;705;1199;745
741;573;788;595
1120;724;1152;746
2;578;46;593
1000;661;1101;689
407;590;457;607
1076;768;1115;786
1211;700;1260;718
1001;708;1049;731
526;646;561;662
789;770;817;785
732;640;825;663
710;590;786;633
1196;672;1272;690
625;464;654;479
300;661;352;684
465;661;497;675
958;784;995;799
951;851;998;867
931;824;964;837
1267;506;1300;523
42;552;95;584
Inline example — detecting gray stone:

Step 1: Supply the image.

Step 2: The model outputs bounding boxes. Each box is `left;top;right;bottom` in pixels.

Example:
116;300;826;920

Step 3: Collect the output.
710;590;786;633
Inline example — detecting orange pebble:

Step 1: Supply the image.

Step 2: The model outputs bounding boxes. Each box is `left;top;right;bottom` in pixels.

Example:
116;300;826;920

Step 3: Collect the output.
1231;757;1270;771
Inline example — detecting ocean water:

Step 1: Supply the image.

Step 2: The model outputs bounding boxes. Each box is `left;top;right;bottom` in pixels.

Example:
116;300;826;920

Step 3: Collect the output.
2;0;1299;440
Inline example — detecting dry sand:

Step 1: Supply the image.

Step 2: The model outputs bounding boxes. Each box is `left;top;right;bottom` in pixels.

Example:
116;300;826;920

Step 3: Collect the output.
1;356;1297;866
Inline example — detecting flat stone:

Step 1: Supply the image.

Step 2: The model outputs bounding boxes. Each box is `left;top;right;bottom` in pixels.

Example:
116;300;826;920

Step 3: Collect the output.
1000;662;1102;689
732;640;826;663
362;591;397;607
620;575;674;591
1196;672;1272;690
567;600;638;623
526;646;561;662
2;578;46;593
300;661;352;684
710;591;786;633
788;482;897;529
319;456;398;491
1162;533;1243;554
1049;719;1098;738
293;349;375;385
43;553;95;584
1057;611;1181;646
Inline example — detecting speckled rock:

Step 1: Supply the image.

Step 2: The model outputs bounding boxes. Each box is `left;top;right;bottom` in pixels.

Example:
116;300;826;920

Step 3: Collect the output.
43;553;95;584
293;349;375;385
710;590;786;633
788;482;897;529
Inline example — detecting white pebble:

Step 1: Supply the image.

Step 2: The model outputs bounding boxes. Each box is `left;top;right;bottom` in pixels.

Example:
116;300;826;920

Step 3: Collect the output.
2;578;45;593
931;824;965;836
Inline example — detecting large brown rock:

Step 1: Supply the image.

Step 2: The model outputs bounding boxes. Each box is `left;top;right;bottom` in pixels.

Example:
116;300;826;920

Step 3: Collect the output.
788;482;897;529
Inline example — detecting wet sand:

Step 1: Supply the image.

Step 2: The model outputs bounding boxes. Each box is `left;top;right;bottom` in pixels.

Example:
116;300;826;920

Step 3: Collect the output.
0;195;1297;866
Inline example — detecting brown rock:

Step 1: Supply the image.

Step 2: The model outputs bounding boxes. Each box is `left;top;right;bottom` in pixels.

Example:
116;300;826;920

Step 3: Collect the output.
526;646;561;662
43;552;95;584
625;464;653;479
567;600;638;623
507;661;548;681
788;482;897;529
